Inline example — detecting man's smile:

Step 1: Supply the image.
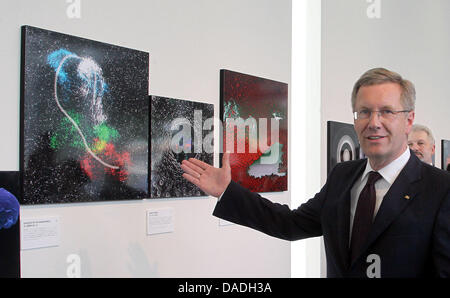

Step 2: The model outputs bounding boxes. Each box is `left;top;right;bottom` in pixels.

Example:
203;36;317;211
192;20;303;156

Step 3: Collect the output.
366;135;387;141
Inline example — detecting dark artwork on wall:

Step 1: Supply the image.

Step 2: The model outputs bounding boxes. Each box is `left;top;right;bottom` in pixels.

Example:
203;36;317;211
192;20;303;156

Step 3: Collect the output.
150;96;214;198
442;139;450;171
327;121;364;174
20;26;149;204
0;171;21;278
220;70;288;193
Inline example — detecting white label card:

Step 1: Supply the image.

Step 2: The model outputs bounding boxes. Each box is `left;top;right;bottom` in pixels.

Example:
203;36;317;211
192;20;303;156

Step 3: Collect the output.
147;208;174;235
21;216;60;250
219;219;234;226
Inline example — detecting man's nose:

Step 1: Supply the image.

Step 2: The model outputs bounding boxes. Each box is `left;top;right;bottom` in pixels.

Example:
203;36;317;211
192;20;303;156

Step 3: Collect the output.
409;142;418;151
367;111;382;128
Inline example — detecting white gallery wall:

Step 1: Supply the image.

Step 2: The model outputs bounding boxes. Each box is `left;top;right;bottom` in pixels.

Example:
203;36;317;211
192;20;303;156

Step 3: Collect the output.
0;0;292;277
321;0;450;276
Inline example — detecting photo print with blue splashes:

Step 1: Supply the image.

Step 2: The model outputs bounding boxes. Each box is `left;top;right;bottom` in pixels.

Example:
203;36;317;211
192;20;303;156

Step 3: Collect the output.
0;171;21;277
20;26;149;204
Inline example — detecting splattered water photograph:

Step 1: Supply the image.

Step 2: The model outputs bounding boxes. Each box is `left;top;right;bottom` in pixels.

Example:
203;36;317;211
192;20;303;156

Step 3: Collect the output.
0;172;20;277
220;69;288;193
150;96;214;198
20;26;149;204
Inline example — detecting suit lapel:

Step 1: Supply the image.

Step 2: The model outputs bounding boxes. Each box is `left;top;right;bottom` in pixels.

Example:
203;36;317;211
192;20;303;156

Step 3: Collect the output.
350;153;423;267
335;160;367;270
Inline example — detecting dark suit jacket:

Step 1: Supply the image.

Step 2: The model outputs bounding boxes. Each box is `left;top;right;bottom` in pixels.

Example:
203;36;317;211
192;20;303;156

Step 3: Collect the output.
213;152;450;277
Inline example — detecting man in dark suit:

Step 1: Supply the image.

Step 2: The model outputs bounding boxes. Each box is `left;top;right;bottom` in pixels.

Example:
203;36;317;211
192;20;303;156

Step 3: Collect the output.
181;68;450;277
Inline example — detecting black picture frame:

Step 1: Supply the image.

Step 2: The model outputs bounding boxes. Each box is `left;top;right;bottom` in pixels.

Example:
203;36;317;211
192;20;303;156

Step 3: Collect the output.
327;121;364;174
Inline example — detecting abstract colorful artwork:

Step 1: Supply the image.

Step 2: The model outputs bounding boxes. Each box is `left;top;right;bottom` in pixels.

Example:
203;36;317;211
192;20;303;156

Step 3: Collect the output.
0;172;21;277
150;96;214;198
442;140;450;171
20;26;149;204
220;70;288;192
327;121;364;174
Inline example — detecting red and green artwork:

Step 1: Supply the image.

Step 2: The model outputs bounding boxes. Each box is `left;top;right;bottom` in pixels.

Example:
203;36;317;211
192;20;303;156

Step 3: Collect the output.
220;70;288;192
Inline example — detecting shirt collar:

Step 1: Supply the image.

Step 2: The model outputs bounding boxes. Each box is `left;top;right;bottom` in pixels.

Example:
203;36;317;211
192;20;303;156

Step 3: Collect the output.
361;147;411;185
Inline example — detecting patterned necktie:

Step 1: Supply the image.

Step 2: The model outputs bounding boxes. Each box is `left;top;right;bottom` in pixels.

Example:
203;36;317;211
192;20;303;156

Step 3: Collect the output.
350;171;382;262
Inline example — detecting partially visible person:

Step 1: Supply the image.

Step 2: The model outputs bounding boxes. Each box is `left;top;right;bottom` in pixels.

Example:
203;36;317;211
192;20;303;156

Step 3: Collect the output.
408;124;435;165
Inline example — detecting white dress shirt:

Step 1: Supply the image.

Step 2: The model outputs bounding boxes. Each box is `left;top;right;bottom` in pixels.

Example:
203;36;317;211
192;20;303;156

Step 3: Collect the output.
349;148;411;241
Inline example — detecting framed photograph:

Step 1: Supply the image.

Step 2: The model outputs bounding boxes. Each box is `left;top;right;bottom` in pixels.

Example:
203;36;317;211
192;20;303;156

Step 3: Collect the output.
220;70;288;192
442;139;450;171
20;26;149;204
0;172;21;277
150;96;214;198
327;121;364;174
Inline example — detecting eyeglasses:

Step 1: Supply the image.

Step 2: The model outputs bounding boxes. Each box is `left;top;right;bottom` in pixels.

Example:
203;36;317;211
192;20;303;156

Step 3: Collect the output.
353;109;411;120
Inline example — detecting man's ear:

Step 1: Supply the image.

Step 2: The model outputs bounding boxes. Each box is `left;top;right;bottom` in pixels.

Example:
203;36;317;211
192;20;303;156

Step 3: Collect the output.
405;111;415;134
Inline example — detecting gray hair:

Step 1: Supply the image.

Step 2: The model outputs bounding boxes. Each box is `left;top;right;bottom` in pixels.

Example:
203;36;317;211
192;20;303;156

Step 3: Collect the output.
411;124;435;145
351;68;416;112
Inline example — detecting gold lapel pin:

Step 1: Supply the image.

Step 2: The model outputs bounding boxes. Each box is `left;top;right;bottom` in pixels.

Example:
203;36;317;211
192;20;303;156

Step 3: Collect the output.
404;195;410;200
